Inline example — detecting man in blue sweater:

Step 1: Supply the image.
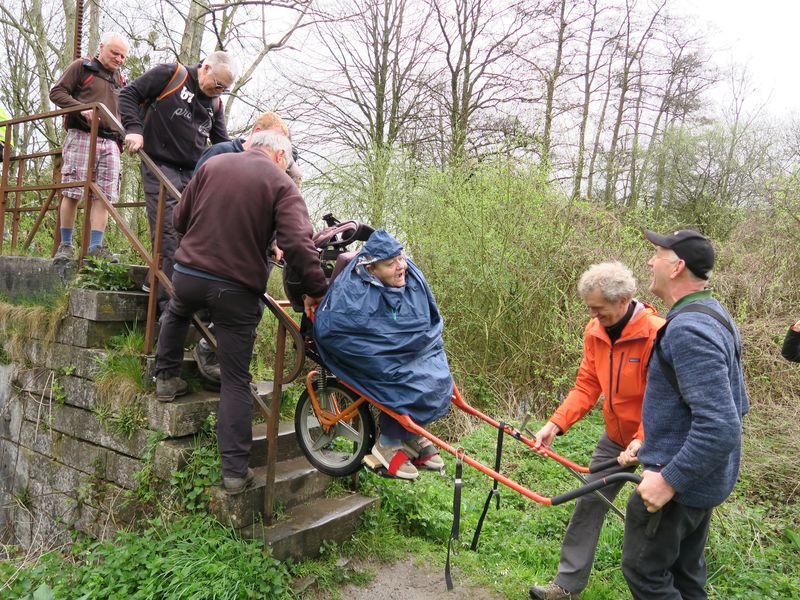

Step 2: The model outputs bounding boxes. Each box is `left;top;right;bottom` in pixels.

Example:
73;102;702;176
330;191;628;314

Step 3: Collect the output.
621;229;749;599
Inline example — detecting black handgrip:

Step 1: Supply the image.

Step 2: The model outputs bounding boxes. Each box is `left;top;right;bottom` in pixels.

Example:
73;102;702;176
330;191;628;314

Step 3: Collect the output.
589;457;628;474
551;473;642;506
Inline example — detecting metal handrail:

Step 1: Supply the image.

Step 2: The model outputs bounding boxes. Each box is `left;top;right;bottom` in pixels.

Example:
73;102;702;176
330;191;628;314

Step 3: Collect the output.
0;103;198;354
1;106;296;517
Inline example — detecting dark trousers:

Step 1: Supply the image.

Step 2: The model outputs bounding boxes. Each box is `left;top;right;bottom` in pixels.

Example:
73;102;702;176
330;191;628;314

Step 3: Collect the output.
555;433;633;593
379;412;425;441
622;491;713;600
141;161;193;312
155;271;263;478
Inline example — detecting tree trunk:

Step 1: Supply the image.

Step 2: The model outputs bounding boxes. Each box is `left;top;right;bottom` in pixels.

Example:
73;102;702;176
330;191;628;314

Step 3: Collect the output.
87;0;100;57
179;0;209;64
541;0;567;171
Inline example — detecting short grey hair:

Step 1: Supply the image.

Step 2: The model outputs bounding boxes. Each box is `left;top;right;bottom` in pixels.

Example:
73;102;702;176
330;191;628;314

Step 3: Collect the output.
577;261;636;302
203;51;237;80
250;130;292;158
99;32;129;48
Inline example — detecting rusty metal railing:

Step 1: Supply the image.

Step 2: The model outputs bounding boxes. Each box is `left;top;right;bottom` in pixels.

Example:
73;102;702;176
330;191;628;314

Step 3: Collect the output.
0;103;214;354
1;106;302;521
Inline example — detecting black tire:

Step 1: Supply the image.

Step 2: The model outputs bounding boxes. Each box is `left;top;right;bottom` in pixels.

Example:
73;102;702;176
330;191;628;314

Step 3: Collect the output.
294;379;375;477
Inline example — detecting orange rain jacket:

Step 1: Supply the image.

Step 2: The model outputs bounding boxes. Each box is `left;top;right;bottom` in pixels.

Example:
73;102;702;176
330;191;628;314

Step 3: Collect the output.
549;301;664;447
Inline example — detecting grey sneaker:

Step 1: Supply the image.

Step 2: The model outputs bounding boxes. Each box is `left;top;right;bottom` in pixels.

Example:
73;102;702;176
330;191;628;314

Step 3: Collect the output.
370;439;418;480
53;242;75;262
87;245;119;263
530;582;580;600
223;468;255;495
193;340;221;382
403;435;445;471
155;373;188;402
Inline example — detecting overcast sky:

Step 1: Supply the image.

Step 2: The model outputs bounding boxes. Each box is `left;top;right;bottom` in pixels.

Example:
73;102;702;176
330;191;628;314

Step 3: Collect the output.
676;0;800;116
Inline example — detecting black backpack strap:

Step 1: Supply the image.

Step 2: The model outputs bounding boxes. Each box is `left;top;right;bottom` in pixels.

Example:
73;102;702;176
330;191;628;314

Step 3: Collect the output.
653;303;741;396
156;63;188;101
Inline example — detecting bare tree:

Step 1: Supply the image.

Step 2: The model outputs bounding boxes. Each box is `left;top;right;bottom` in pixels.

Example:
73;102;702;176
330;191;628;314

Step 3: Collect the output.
602;0;666;207
571;0;618;199
430;0;534;166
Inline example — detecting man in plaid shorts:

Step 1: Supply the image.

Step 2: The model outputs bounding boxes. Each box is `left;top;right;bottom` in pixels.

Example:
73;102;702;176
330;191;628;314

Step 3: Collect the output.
49;32;129;263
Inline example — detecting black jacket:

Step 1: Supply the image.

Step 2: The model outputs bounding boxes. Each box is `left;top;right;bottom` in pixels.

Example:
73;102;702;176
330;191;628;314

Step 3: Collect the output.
118;63;228;169
782;328;800;362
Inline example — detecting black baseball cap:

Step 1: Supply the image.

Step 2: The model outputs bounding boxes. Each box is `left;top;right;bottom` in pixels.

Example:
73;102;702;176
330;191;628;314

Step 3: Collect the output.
644;229;715;280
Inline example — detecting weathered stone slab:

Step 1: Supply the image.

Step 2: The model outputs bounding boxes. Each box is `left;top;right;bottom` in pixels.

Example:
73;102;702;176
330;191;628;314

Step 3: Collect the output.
69;288;148;322
143;391;219;437
21;339;106;379
153;436;196;479
23;400;153;458
0;256;75;302
105;451;142;490
208;458;331;529
241;494;378;561
53;316;132;348
19;421;106;477
0;369;26;441
11;366;53;400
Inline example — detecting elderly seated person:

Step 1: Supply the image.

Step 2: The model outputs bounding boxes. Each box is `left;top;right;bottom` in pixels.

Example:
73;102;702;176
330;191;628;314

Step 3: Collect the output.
313;229;451;480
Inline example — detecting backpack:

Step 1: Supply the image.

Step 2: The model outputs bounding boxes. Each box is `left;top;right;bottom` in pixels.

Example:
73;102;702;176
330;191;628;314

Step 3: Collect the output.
653;303;742;396
77;57;127;90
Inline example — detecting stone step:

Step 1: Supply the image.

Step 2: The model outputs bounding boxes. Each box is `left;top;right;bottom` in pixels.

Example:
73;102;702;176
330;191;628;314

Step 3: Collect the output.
208;457;332;529
249;421;303;467
241;493;378;561
69;288;148;322
152;418;299;479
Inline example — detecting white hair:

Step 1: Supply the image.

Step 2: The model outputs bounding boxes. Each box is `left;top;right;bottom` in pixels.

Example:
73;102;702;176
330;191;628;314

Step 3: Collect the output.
203;51;237;80
250;130;292;158
99;32;129;48
577;261;637;302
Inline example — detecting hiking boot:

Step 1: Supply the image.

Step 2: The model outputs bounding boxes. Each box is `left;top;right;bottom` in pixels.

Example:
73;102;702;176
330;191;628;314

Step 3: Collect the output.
53;243;75;262
403;435;445;471
87;245;119;263
155;373;188;402
371;439;418;480
223;468;255;495
193;340;221;383
530;582;580;600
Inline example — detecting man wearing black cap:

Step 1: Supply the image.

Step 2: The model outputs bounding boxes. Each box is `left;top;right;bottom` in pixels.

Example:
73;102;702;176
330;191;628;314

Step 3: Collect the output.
621;229;749;599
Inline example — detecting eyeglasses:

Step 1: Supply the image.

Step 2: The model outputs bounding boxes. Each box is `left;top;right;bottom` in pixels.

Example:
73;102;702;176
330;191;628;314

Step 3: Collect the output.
211;74;231;94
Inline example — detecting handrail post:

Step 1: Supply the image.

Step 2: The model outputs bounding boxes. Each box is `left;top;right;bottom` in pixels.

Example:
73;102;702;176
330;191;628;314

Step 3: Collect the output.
79;107;100;264
0;121;10;254
144;183;168;355
264;321;287;525
10;152;24;253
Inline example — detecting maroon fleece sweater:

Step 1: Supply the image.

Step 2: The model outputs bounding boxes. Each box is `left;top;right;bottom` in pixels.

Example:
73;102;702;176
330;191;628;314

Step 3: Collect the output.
173;149;326;296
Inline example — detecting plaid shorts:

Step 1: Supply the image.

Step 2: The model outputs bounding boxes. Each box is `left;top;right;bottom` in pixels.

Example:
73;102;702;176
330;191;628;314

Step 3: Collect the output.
61;129;121;202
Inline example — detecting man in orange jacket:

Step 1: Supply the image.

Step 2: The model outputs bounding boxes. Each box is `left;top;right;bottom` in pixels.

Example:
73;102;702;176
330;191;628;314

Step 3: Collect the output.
529;261;664;600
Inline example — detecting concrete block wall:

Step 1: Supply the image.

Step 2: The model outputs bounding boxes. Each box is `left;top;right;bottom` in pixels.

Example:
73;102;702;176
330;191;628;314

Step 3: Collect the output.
0;259;216;548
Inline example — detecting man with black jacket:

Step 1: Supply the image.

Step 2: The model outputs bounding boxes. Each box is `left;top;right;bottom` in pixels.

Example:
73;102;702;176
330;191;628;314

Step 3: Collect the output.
118;51;235;311
154;130;327;494
49;32;129;263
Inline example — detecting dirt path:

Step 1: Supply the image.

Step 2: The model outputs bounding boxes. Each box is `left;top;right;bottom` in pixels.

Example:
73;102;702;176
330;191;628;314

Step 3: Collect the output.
330;557;504;600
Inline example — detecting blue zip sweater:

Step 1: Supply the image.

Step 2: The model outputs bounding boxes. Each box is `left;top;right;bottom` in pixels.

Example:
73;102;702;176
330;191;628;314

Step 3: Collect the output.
639;293;749;508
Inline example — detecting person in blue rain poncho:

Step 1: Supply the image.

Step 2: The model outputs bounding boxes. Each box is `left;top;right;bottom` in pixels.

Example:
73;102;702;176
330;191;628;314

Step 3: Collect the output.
314;229;453;480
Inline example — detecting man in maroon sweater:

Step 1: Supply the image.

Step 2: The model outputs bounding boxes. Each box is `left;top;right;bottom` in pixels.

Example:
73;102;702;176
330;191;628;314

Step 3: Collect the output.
154;130;327;494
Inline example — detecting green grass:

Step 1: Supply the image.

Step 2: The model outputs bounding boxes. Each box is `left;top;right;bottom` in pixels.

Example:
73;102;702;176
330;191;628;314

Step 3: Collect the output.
0;515;291;599
348;412;800;599
2;411;797;599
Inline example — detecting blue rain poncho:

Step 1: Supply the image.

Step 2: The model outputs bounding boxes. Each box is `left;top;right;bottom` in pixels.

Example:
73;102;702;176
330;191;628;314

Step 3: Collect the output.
313;229;453;425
